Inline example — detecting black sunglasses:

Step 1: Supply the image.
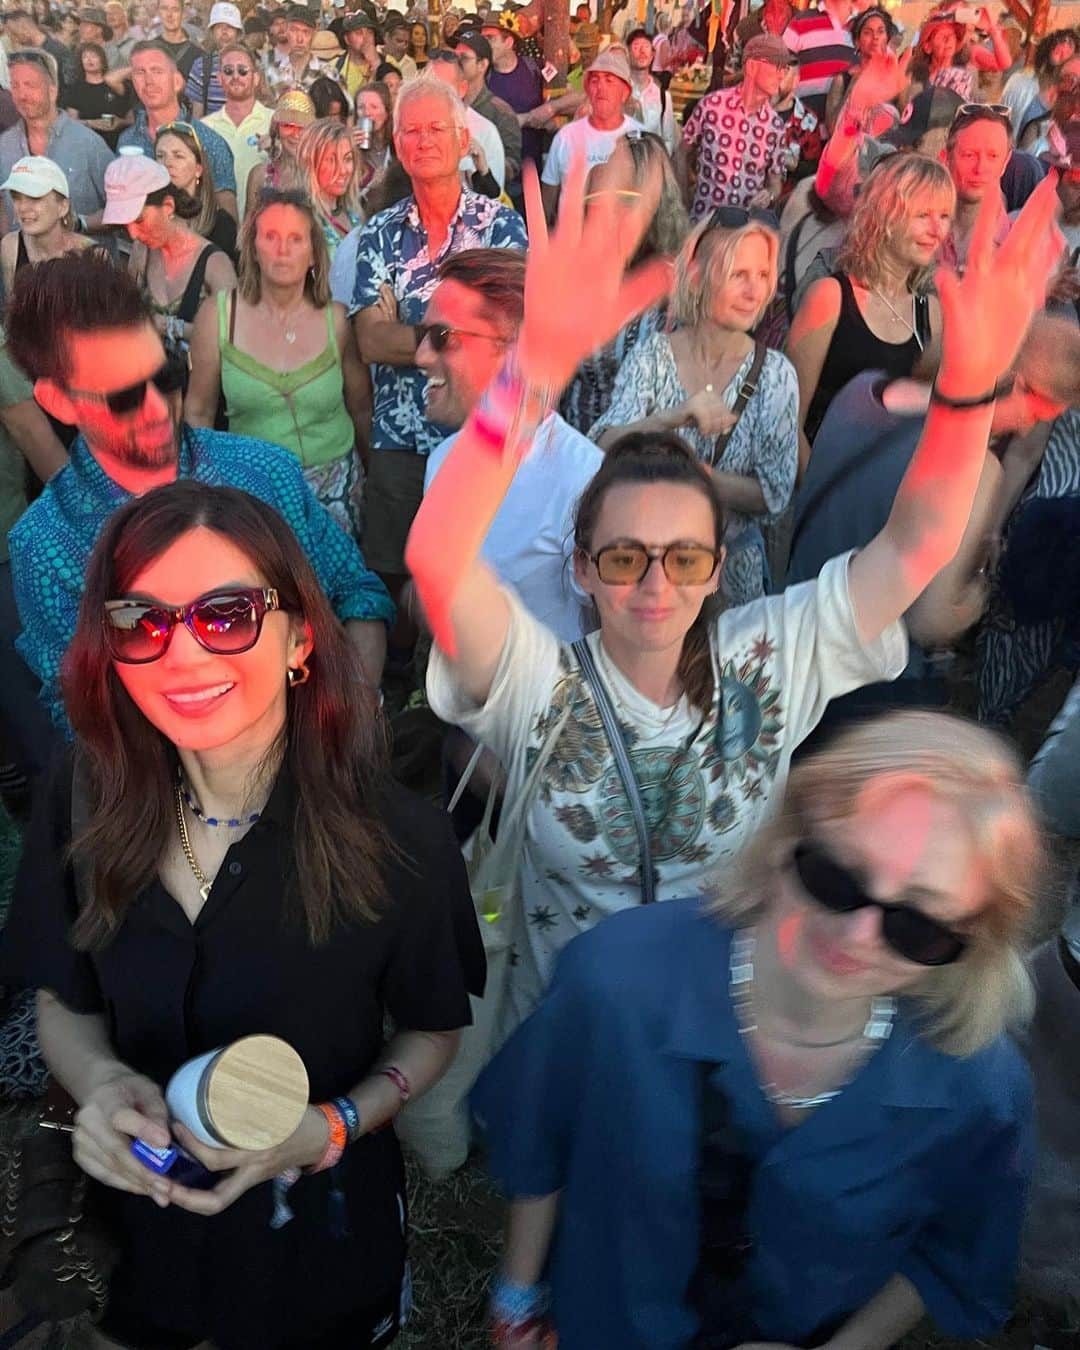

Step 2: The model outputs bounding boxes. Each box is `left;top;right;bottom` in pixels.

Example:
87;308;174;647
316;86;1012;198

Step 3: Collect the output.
792;840;968;967
221;63;253;75
416;322;507;352
693;204;780;260
104;587;282;664
66;359;187;416
587;541;721;586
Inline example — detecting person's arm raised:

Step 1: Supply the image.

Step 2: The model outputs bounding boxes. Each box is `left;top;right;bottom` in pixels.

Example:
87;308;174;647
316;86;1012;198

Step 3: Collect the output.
848;173;1064;646
404;155;671;704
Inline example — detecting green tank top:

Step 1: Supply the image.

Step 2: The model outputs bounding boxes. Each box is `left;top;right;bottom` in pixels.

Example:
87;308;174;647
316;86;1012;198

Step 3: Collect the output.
217;291;354;469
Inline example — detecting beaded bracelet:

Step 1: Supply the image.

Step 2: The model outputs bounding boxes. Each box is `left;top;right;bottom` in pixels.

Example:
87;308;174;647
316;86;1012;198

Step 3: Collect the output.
305;1101;347;1174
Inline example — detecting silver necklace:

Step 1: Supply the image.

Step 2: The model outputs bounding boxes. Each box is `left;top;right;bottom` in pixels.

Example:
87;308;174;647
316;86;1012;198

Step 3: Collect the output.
730;929;895;1110
872;288;924;352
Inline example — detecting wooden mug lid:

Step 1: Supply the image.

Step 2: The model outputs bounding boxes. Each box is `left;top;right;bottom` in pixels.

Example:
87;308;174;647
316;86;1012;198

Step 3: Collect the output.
205;1035;310;1151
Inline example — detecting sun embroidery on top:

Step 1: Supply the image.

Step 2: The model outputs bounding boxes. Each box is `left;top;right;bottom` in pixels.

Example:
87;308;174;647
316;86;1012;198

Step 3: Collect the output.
700;637;784;796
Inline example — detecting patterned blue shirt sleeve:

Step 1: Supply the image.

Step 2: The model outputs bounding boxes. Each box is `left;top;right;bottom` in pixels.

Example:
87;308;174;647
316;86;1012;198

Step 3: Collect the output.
351;217;394;314
488;204;528;251
224;437;395;627
184;55;206;106
195;119;236;193
9;506;82;733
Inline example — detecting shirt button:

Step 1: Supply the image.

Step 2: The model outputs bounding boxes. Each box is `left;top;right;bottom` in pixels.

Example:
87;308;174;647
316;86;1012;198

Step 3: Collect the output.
228;860;243;876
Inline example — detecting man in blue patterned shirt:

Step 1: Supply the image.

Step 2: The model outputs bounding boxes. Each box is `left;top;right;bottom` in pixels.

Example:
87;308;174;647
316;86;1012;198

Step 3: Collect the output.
5;254;392;734
351;75;526;614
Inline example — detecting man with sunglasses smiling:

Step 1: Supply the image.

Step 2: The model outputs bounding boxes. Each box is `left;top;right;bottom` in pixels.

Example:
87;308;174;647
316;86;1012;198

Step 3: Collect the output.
4;252;393;734
200;39;272;216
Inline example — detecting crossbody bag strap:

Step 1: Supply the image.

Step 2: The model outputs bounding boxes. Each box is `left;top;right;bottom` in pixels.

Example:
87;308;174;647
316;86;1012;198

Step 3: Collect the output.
572;640;656;904
707;340;768;468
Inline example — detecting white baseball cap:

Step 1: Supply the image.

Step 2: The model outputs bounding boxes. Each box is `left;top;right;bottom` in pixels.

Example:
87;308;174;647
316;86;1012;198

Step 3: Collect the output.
0;155;70;199
209;2;243;29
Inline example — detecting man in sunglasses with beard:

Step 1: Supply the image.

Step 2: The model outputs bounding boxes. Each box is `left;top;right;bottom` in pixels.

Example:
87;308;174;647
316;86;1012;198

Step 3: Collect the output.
4;252;392;739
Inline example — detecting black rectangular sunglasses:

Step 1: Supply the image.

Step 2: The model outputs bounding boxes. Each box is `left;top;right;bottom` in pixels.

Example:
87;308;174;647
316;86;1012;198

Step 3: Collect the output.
67;356;188;416
791;840;968;967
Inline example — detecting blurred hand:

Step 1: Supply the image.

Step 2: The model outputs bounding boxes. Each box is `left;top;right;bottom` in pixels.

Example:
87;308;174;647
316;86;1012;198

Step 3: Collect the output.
847;47;911;116
516;153;673;391
935;172;1064;396
469;138;489;176
375;282;398;323
679;389;738;437
73;1070;172;1204
748;187;772;209
164;1107;329;1217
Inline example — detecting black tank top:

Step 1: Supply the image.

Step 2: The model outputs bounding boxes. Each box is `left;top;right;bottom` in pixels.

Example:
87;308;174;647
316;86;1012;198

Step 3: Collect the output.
14;231;29;276
805;272;922;443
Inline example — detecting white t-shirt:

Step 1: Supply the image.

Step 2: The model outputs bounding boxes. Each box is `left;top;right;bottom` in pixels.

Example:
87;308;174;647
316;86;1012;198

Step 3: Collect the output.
540;114;643;187
462;105;507;192
428;553;907;1032
425;413;602;642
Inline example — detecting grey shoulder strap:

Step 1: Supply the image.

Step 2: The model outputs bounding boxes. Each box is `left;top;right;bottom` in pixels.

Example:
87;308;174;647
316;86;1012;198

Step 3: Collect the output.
572;640;656;904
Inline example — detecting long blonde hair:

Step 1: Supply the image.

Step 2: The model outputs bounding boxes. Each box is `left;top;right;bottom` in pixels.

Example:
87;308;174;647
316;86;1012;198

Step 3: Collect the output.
672;216;779;330
295;118;364;221
709;711;1044;1058
836;152;956;292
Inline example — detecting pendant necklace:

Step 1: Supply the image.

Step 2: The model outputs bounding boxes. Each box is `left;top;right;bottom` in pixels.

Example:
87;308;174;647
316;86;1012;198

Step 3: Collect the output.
175;784;213;902
872;288;924;351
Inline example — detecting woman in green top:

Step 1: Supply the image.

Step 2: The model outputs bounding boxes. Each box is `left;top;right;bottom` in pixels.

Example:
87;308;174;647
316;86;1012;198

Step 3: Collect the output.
185;189;371;540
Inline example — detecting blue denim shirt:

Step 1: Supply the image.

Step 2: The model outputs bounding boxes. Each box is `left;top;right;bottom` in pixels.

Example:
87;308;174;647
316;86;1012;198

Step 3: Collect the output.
350;190;527;456
9;426;393;730
474;899;1034;1350
118;109;237;193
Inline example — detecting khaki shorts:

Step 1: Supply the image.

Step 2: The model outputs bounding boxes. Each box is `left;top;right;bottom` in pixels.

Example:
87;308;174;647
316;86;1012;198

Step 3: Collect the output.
362;448;428;577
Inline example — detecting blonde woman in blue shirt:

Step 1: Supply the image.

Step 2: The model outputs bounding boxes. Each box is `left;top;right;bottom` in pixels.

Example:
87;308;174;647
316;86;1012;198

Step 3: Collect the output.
476;712;1041;1349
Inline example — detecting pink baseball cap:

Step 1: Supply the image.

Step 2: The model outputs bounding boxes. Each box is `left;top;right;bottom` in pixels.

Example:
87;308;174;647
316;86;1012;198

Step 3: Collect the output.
102;151;172;225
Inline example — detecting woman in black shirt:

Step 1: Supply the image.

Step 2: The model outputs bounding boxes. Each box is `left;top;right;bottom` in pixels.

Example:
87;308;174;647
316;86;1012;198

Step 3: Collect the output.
0;481;484;1350
65;41;132;149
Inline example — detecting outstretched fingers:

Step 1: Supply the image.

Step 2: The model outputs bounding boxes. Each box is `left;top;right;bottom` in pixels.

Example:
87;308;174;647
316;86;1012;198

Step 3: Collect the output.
521;159;548;256
1001;171;1064;290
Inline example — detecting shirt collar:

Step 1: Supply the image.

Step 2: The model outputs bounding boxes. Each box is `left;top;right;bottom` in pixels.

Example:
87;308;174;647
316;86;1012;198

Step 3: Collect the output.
67;424;194;501
403;187;470;238
660;903;954;1112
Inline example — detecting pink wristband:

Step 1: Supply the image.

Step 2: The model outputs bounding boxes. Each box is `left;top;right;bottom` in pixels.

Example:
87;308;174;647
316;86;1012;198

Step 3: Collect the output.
379;1065;411;1105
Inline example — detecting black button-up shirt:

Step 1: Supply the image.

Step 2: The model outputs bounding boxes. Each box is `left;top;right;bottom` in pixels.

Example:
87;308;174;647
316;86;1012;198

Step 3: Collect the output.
2;758;485;1348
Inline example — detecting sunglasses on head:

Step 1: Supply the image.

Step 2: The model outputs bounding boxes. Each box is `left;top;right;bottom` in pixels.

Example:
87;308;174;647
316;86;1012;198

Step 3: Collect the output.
692;204;780;260
66;358;188;416
586;541;721;586
791;840;968;967
416;322;507;352
949;102;1011;134
104;587;282;664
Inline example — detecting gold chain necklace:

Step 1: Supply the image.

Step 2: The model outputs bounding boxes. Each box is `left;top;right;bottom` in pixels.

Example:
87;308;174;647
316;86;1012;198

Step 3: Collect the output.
174;785;212;901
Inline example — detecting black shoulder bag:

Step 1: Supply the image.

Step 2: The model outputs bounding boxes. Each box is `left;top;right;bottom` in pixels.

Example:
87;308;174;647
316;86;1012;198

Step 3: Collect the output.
572;640;656;904
707;340;767;468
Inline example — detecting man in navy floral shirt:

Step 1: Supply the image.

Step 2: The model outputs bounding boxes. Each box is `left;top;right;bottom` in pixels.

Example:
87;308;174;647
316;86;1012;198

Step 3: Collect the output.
351;76;526;606
4;254;392;735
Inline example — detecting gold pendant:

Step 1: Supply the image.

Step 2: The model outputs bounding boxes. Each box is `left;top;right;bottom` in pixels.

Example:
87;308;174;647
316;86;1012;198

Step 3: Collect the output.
199;882;211;901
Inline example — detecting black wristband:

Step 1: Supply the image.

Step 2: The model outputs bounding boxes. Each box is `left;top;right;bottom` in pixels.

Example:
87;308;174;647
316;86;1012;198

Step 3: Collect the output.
929;379;1002;409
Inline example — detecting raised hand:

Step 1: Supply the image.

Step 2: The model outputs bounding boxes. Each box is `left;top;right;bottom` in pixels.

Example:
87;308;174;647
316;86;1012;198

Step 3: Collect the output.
847;47;912;116
935;172;1064;398
516;153;673;393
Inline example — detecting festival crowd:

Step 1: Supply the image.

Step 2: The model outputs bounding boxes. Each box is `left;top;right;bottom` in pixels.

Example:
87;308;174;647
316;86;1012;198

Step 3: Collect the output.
0;0;1076;1345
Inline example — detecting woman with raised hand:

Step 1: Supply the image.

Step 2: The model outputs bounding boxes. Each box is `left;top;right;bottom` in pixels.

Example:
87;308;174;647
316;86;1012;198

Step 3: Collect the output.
406;151;1063;1039
0;481;483;1350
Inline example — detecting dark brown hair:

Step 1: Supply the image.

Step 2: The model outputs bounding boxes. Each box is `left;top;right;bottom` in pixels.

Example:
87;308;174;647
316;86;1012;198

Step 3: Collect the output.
63;481;389;949
572;433;726;713
438;247;525;335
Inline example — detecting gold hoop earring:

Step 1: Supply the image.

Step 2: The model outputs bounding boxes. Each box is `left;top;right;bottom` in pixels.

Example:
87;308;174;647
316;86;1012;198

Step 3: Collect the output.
287;662;310;687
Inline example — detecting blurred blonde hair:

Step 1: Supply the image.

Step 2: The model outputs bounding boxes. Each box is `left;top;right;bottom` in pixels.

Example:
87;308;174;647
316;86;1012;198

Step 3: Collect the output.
295;118;364;220
836;152;956;292
709;711;1044;1058
672;216;778;330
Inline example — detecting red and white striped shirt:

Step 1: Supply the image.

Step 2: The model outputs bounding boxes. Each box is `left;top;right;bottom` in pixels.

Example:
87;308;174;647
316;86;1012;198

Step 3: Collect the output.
783;6;854;118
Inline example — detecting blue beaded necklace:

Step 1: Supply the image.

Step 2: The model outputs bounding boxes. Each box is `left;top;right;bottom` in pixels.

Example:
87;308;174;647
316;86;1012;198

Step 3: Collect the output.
179;781;261;829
